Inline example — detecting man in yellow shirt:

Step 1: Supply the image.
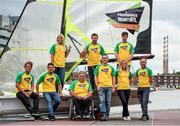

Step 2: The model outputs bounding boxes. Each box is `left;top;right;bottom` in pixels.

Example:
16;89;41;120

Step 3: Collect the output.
94;54;116;121
36;63;62;120
116;60;133;120
81;33;105;89
16;61;40;119
50;34;71;88
69;71;93;119
135;58;153;121
114;32;134;68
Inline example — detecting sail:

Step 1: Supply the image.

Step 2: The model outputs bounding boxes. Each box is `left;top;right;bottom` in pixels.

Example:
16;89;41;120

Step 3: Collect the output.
65;0;152;55
0;0;153;94
0;0;64;93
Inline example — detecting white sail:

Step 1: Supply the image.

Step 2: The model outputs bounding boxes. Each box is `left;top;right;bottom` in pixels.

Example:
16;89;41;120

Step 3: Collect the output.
0;0;152;94
0;0;63;93
65;0;151;56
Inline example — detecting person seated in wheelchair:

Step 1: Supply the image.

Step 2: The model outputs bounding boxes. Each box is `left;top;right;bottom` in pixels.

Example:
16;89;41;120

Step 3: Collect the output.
69;71;93;118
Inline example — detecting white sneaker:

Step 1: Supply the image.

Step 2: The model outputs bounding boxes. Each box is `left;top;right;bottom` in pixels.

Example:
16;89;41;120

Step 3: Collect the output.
126;116;131;120
123;117;128;121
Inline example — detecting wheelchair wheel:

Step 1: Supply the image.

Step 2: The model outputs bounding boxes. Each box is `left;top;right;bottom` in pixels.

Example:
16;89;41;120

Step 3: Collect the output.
90;100;94;120
69;99;75;120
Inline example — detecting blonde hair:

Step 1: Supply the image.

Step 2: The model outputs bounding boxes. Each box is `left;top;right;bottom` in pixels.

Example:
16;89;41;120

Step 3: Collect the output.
56;34;64;44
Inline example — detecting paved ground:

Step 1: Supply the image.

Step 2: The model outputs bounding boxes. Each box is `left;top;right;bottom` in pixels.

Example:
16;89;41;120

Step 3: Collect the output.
1;110;180;125
1;89;180;125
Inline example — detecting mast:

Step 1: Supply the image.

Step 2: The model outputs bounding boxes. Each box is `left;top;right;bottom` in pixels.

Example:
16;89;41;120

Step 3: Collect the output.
60;0;67;35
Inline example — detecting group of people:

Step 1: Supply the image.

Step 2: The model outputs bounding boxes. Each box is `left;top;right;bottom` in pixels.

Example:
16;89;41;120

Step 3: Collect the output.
15;31;153;121
16;62;62;120
16;34;70;120
79;32;152;121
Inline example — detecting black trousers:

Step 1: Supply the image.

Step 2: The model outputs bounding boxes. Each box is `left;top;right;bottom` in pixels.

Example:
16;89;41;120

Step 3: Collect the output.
16;91;39;114
117;90;130;117
72;97;92;116
88;65;97;90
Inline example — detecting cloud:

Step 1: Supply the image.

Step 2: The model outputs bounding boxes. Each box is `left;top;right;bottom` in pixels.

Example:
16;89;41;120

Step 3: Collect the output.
151;19;180;74
0;0;26;16
0;0;180;75
153;0;180;27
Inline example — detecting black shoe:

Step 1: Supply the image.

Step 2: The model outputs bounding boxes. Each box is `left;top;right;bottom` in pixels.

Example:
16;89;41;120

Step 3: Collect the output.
51;115;56;121
100;115;107;121
146;115;149;120
48;114;56;121
33;116;42;120
141;115;149;121
81;115;83;119
32;111;41;116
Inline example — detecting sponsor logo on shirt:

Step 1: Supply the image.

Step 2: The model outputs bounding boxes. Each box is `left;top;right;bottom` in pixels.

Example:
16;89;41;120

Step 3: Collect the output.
139;71;146;77
24;77;31;83
120;46;128;50
78;84;86;89
101;68;109;74
47;78;54;83
91;48;98;53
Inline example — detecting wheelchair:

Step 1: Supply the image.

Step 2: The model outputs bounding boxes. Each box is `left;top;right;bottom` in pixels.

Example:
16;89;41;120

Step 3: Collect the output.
69;98;94;120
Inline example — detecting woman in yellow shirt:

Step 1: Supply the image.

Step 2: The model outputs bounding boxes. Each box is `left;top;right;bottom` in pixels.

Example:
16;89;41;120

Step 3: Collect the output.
116;60;133;120
49;34;71;88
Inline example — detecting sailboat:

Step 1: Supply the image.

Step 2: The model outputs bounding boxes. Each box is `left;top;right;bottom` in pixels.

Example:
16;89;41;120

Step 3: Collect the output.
0;0;153;115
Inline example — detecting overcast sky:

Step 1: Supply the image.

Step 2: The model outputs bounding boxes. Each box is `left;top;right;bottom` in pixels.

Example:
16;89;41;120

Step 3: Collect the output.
0;0;180;74
150;0;180;74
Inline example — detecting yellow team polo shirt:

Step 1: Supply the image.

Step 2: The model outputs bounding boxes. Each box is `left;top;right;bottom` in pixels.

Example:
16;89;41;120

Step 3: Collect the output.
135;67;153;88
16;71;34;92
50;44;66;67
69;80;92;97
116;70;133;90
37;72;61;92
94;64;116;87
114;42;134;65
86;43;105;66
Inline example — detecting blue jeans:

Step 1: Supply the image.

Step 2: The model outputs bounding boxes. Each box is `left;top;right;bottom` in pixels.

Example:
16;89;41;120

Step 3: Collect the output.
43;92;61;115
137;87;150;116
55;67;65;88
98;87;112;116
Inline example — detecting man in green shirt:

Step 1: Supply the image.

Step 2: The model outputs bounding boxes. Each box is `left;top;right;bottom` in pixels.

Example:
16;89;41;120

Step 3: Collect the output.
80;33;105;89
36;63;62;120
114;32;134;68
16;61;40;119
94;54;116;121
135;58;153;121
69;71;93;118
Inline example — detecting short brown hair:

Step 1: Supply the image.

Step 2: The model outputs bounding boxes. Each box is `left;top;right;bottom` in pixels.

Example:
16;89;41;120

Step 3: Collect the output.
24;61;33;68
91;33;98;38
78;71;86;76
121;32;128;36
47;63;54;67
102;54;108;58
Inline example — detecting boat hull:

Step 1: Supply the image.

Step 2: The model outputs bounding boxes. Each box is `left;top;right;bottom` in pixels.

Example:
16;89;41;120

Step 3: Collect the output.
0;89;139;114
